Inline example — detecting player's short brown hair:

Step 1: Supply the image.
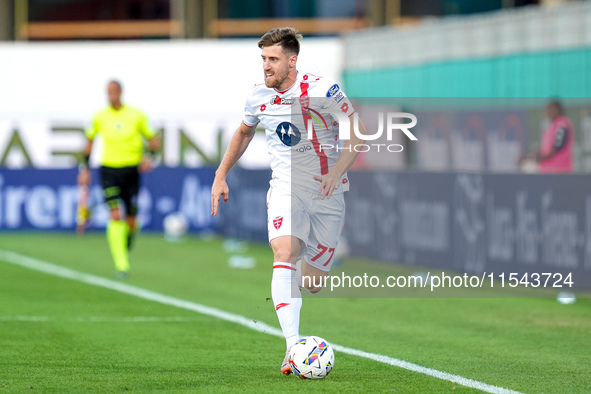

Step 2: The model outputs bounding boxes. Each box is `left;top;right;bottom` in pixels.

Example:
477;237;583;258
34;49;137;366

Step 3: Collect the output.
257;27;302;56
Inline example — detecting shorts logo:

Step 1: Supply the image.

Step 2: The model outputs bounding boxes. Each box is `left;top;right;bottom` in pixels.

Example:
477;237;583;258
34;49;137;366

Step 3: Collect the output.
327;84;340;97
273;216;283;230
275;122;301;146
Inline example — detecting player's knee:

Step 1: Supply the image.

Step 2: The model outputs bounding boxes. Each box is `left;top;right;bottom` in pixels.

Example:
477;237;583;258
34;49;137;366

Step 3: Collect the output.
110;208;121;221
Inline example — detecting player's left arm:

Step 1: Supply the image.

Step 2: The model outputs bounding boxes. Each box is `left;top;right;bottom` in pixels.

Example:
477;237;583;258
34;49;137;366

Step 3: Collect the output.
146;134;161;158
313;116;366;199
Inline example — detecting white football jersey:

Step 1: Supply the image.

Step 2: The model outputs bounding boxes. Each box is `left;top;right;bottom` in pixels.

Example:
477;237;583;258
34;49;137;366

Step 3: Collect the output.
243;71;355;194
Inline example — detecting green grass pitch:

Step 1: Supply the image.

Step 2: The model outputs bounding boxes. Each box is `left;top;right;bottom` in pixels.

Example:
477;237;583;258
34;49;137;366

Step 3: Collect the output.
0;232;590;393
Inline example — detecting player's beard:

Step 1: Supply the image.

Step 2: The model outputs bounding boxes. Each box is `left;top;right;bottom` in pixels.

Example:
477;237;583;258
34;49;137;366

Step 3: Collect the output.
265;65;289;89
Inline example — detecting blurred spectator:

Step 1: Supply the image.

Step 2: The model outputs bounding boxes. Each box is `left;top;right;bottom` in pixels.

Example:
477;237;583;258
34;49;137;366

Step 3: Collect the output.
519;99;574;173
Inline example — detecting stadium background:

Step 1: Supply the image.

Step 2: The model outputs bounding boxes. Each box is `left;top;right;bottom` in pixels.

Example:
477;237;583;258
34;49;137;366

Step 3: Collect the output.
1;1;590;392
2;0;591;286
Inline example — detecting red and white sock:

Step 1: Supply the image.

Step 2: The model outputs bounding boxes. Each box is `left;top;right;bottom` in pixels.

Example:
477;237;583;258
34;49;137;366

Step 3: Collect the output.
272;262;302;348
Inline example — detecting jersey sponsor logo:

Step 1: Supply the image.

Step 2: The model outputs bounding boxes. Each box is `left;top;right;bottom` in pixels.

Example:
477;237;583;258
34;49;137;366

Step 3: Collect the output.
275;122;301;146
333;91;345;103
293;144;313;153
273;216;283;230
270;95;296;105
327;83;340;97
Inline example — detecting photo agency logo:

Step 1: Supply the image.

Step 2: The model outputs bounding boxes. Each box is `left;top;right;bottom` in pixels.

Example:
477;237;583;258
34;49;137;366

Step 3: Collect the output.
302;96;418;153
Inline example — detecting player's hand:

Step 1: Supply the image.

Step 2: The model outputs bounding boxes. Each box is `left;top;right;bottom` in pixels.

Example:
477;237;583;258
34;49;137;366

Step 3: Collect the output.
77;168;91;186
313;172;341;200
138;157;154;174
519;152;538;165
211;177;230;216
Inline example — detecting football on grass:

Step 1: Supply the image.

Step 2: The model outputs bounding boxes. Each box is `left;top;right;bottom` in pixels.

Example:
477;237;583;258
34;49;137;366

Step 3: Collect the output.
288;336;334;379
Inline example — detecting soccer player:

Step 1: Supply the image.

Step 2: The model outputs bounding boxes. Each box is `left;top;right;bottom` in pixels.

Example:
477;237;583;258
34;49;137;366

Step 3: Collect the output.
519;99;574;173
78;80;159;279
211;27;365;375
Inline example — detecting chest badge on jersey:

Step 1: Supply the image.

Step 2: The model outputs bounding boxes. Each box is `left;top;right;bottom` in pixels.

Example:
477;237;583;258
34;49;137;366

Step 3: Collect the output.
275;122;301;146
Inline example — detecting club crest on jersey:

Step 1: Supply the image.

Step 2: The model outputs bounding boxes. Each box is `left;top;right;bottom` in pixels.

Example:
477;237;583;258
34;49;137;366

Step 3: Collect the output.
275;122;301;147
273;216;283;230
271;95;296;105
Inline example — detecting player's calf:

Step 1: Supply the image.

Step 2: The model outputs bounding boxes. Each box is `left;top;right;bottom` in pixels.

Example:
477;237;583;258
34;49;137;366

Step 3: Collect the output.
301;274;327;293
301;261;328;293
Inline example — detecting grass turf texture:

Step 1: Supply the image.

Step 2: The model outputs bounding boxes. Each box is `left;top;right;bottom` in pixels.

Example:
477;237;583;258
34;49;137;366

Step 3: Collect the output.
0;233;589;393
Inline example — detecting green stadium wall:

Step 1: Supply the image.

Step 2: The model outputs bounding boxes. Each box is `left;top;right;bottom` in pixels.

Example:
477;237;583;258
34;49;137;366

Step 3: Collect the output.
343;47;591;98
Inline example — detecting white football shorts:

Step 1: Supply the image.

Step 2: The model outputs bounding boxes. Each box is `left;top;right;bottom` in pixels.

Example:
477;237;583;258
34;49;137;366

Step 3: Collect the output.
266;180;345;272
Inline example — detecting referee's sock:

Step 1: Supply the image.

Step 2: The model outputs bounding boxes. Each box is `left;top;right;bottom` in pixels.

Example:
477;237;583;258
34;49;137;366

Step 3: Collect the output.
127;222;136;251
107;220;130;273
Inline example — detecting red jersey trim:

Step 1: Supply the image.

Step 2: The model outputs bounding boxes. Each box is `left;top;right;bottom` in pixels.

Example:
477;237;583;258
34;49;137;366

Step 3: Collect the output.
300;82;329;175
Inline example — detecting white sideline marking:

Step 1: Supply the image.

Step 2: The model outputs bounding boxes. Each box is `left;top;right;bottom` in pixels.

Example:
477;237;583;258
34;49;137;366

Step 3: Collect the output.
0;316;203;322
0;315;51;322
0;249;522;394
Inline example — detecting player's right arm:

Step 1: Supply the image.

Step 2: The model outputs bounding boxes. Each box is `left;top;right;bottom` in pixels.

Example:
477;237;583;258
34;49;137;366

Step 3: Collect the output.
78;113;100;186
211;121;257;216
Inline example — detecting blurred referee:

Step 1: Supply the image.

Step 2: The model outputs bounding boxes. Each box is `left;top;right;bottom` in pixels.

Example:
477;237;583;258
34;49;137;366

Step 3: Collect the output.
78;80;160;279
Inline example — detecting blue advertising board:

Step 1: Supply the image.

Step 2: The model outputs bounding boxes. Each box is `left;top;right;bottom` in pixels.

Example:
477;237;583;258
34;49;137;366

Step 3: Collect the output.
0;167;216;232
